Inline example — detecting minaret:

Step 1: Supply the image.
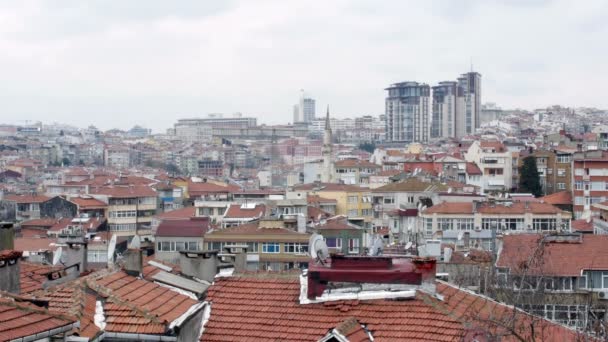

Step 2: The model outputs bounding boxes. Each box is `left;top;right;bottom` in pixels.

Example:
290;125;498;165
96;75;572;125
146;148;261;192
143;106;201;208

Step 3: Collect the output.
321;106;334;183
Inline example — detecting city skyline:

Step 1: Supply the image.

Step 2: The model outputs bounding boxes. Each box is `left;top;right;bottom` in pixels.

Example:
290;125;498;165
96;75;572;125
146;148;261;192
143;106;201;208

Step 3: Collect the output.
1;0;607;132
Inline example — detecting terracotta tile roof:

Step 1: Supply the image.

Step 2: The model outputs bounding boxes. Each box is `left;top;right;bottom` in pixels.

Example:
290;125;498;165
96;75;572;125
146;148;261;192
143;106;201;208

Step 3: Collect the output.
423;201;564;215
307;195;337;204
465;162;482;175
571;219;593;232
20;218;63;228
335;159;380;169
315;218;362;231
69;196;108;209
188;181;240;197
14;237;58;253
479;141;506;152
90;185;156;198
307;206;332;222
205;222;310;243
373;178;449;193
294;183;369;192
88;270;198;334
373;169;403;177
0;298;77;342
434;281;580;341
496;234;608;276
334;317;371;341
154;206;197;220
541;191;572;205
20;262;63;294
201;276;465;341
4;193;51;203
156;217;210;237
223;203;266;219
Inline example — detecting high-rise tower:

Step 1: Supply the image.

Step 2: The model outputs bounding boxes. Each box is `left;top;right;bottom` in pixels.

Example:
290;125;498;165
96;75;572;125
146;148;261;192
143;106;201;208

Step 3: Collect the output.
431;81;458;139
321;106;334;183
385;82;431;143
455;72;481;137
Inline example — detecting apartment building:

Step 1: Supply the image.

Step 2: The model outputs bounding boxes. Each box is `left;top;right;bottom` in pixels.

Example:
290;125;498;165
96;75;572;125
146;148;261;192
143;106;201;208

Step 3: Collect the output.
291;183;373;229
385;81;431;143
465;141;513;192
572;150;608;219
420;200;570;250
519;149;573;196
90;185;157;236
334;158;381;186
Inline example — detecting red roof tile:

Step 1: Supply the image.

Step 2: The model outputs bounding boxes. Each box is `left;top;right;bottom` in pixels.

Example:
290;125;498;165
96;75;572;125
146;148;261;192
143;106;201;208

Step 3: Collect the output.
571;219;593;232
223;203;266;219
3;194;51;203
496;234;608;276
0;298;76;342
90;185;156;198
465;162;482;175
154;206;197;220
20;262;63;294
156;217;210;237
541;191;572;206
424;201;564;215
201;276;465;342
69;196;108;209
335;159;380;169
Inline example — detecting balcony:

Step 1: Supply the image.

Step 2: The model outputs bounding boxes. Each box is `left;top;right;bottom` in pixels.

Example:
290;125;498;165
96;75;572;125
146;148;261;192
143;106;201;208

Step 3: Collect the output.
594;219;608;235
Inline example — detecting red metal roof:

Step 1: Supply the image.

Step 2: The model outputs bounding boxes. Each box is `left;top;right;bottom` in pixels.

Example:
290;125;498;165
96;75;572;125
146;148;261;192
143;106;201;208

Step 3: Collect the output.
223;203;266;219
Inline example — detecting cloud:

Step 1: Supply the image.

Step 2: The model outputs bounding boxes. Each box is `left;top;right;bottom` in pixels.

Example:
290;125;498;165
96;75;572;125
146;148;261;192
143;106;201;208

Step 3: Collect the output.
0;0;606;131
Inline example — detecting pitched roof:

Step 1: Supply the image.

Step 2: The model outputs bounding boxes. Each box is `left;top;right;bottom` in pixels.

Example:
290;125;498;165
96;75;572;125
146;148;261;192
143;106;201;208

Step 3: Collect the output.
541;191;572;206
0;298;77;342
294;183;368;192
335;159;380;169
89;185;156;198
154;206;196;220
69;196;108;209
19;262;63;294
373;178;448;193
314;218;362;231
3;194;51;203
156;217;210;237
205;222;310;242
571;219;593;232
88;270;198;334
465;162;482;175
223;203;266;219
496;234;608;276
201;276;465;341
423;201;564;215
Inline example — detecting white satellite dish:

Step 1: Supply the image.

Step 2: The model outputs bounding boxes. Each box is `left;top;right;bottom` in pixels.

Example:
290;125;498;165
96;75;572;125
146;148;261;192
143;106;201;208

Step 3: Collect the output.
107;234;117;265
457;231;465;241
309;233;329;263
129;235;141;249
52;247;63;266
447;188;452;194
417;202;422;210
421;205;427;212
405;241;413;251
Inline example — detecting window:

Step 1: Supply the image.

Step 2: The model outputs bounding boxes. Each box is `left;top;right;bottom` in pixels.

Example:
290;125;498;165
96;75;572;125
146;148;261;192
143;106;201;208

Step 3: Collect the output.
574;196;584;205
546;168;553;175
325;237;342;249
591;181;605;190
482;218;524;230
383;197;395;204
437;218;453;231
109;210;137;218
455;218;475;230
348;196;358;203
407;196;414;203
574;168;584;176
262;242;280;253
425;218;433;237
533;218;557;231
348;209;359;216
246;242;259;253
157;241;173;252
362;209;372;216
557;183;566;190
557;155;571;163
348;238;360;254
557;169;566;177
109;223;136;232
285;243;308;254
88;250;108;263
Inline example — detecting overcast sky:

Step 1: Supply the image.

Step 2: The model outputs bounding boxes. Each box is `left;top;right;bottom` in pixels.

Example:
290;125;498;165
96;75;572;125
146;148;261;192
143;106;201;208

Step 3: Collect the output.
0;0;606;132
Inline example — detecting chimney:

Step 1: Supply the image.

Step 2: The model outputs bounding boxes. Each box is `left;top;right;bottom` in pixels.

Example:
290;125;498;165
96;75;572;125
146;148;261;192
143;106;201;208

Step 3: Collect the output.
179;250;221;283
123;248;143;277
221;245;248;273
0;222;15;250
0;250;22;294
63;240;88;273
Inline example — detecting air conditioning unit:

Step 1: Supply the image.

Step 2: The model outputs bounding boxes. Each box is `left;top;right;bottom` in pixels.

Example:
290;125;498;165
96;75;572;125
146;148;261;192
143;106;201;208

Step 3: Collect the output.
598;291;608;300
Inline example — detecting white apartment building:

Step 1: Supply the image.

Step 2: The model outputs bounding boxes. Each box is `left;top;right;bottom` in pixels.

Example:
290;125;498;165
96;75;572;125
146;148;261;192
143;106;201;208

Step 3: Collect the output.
465;141;513;192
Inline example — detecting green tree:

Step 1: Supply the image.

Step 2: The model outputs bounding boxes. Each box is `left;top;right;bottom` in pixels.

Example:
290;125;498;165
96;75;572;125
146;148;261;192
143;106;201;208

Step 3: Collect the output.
519;156;542;197
62;157;71;166
358;142;376;154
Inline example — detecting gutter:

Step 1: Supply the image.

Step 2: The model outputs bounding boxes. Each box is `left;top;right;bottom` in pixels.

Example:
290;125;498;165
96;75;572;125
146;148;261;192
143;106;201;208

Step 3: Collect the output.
9;322;80;342
103;332;177;341
169;301;207;330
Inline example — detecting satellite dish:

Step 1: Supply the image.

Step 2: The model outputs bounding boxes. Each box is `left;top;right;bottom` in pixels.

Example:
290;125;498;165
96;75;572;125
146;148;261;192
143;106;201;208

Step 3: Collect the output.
52;247;63;266
447;188;452;194
417;202;422;210
421;205;427;212
457;231;465;241
405;241;413;251
107;234;117;265
309;233;329;263
129;235;141;249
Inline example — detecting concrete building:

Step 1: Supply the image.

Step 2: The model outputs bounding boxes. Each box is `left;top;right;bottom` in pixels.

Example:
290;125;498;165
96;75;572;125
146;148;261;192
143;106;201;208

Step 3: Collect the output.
465;141;513;192
294;93;316;123
456;72;481;137
155;217;210;264
572;150;608;219
385;81;431;143
431;81;459;139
